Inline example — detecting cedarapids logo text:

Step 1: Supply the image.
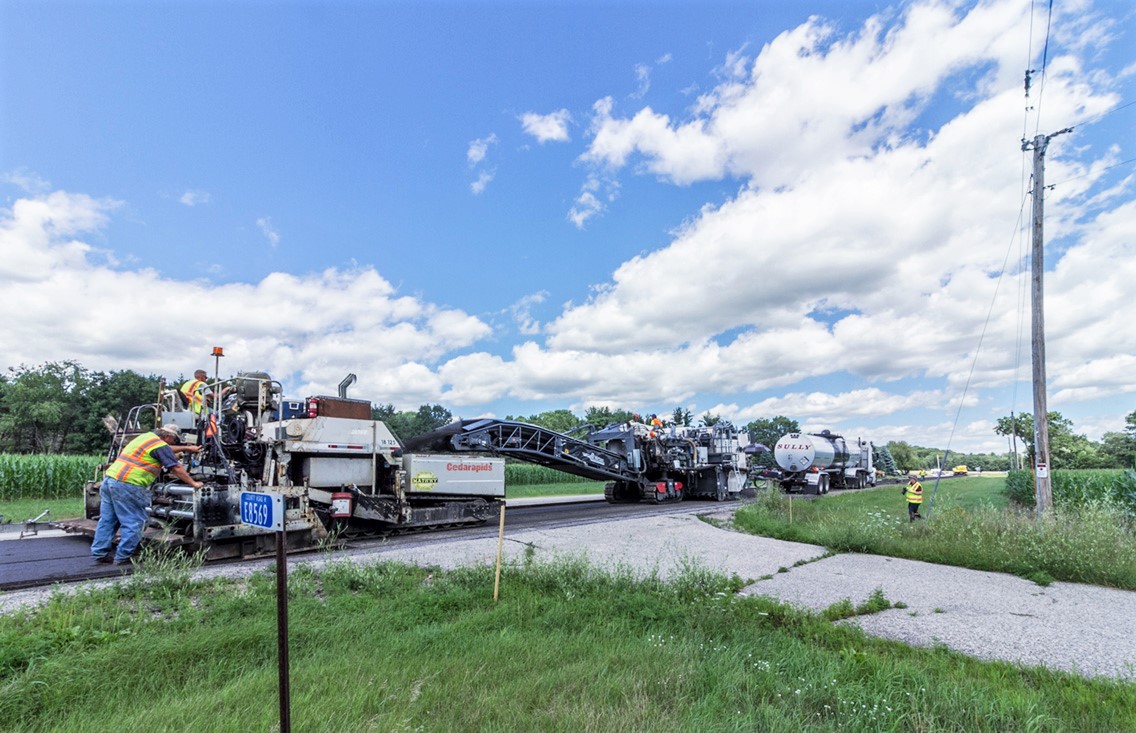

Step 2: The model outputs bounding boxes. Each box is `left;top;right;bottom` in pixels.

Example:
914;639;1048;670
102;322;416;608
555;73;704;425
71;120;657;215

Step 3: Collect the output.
446;462;494;472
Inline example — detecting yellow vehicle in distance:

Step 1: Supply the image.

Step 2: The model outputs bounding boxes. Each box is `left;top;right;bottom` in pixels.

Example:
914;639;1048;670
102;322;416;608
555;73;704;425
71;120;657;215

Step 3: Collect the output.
952;465;969;476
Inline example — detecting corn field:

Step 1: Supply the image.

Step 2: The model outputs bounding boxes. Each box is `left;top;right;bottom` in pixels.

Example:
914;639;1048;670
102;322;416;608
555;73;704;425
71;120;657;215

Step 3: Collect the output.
1007;468;1136;514
0;455;585;499
0;454;103;502
505;463;590;486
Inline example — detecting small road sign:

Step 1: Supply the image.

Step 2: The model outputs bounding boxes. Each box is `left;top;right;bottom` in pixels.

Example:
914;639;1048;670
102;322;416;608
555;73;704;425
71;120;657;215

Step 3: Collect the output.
238;489;291;731
240;491;284;531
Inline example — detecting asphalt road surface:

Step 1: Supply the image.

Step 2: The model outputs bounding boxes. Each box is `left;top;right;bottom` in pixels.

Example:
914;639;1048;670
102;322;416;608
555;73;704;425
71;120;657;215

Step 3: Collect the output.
0;497;695;591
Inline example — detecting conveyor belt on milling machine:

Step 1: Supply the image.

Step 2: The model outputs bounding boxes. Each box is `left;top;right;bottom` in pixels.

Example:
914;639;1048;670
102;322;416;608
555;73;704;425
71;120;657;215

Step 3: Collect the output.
404;419;641;484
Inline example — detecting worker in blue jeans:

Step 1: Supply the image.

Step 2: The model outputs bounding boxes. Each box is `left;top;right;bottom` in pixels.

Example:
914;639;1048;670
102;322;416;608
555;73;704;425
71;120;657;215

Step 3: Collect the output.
91;424;202;565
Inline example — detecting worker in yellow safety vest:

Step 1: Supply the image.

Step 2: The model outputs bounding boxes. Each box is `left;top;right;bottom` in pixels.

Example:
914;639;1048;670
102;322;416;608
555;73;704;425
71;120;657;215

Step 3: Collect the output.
180;370;232;444
91;424;203;566
903;476;923;522
179;370;211;414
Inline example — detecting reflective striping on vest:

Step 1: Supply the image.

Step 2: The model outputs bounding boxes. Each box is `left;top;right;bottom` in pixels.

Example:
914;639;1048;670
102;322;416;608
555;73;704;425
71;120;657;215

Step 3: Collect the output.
181;379;206;413
107;433;167;486
904;483;923;504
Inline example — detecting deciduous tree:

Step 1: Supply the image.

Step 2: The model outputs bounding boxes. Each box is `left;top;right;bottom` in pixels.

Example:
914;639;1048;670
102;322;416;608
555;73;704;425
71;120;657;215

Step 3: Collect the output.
583;406;636;427
994;411;1105;470
517;409;581;434
0;362;88;453
69;369;161;454
887;441;916;472
743;416;800;467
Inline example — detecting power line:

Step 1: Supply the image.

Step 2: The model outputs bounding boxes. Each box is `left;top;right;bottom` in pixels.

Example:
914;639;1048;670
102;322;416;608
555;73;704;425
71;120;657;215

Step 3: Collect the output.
1047;157;1136;190
1029;0;1057;139
1075;99;1136;130
1040;0;1055;73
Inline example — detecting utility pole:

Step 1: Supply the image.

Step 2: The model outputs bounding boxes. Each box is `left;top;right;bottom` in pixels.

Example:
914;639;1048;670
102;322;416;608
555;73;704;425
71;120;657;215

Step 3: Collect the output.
1022;128;1070;516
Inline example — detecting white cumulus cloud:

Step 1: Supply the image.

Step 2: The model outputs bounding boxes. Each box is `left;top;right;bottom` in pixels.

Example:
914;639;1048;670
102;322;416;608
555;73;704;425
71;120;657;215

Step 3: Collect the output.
470;170;495;195
434;0;1134;450
520;110;571;143
0;190;493;409
467;133;498;165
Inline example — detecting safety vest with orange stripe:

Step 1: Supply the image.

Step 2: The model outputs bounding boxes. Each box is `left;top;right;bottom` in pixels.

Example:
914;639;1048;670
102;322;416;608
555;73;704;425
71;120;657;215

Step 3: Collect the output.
904;482;923;504
180;378;207;414
106;432;168;487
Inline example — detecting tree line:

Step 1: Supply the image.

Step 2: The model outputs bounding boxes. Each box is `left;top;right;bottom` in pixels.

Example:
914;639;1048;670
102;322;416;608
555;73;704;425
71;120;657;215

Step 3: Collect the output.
0;361;465;454
0;362;162;455
3;362;1133;471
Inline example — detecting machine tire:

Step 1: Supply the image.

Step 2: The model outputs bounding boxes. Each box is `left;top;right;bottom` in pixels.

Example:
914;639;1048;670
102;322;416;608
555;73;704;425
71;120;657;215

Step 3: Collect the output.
819;474;829;494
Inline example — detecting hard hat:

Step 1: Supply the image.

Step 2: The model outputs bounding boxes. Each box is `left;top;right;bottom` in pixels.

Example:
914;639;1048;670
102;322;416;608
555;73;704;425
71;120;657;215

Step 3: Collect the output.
156;423;183;443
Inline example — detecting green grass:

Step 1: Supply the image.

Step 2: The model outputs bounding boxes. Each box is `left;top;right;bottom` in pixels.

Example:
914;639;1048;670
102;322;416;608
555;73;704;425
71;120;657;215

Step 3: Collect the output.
735;477;1136;589
822;588;898;622
0;496;84;525
1;557;1132;732
507;480;606;498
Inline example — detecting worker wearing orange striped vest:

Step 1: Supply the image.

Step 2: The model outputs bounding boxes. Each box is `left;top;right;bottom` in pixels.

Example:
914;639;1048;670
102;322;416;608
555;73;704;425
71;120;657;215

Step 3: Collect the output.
180;370;211;415
903;476;923;522
91;424;203;566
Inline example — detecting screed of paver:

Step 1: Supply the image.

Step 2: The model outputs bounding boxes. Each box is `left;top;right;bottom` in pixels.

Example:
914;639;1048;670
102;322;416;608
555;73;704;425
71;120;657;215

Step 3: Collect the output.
743;553;1136;680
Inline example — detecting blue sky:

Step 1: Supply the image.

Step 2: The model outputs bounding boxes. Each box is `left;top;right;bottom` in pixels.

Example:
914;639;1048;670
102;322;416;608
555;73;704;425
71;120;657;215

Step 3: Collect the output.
2;0;1134;454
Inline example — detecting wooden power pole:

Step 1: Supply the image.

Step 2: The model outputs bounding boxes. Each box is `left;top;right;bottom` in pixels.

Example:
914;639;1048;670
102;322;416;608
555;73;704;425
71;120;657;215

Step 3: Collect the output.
1022;128;1070;516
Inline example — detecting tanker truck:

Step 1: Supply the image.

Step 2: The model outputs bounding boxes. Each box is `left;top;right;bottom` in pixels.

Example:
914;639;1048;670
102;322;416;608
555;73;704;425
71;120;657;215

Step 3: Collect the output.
772;430;876;494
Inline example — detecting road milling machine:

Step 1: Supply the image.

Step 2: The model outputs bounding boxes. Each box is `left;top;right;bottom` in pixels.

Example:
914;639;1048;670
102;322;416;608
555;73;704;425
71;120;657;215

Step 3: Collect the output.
406;416;751;503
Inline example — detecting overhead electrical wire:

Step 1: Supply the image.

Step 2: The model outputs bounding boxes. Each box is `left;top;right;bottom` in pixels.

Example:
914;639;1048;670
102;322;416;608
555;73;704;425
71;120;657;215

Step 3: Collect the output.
925;188;1033;515
1003;1;1128;474
1030;0;1056;137
919;1;1119;493
1075;98;1136;130
1046;157;1136;191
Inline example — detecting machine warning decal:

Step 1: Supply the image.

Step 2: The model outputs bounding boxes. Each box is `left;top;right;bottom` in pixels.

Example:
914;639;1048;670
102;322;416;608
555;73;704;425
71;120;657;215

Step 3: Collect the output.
412;471;439;491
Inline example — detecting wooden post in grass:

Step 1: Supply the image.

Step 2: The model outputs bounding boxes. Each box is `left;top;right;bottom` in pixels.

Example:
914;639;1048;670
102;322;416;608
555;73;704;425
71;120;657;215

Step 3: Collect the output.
493;503;506;602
